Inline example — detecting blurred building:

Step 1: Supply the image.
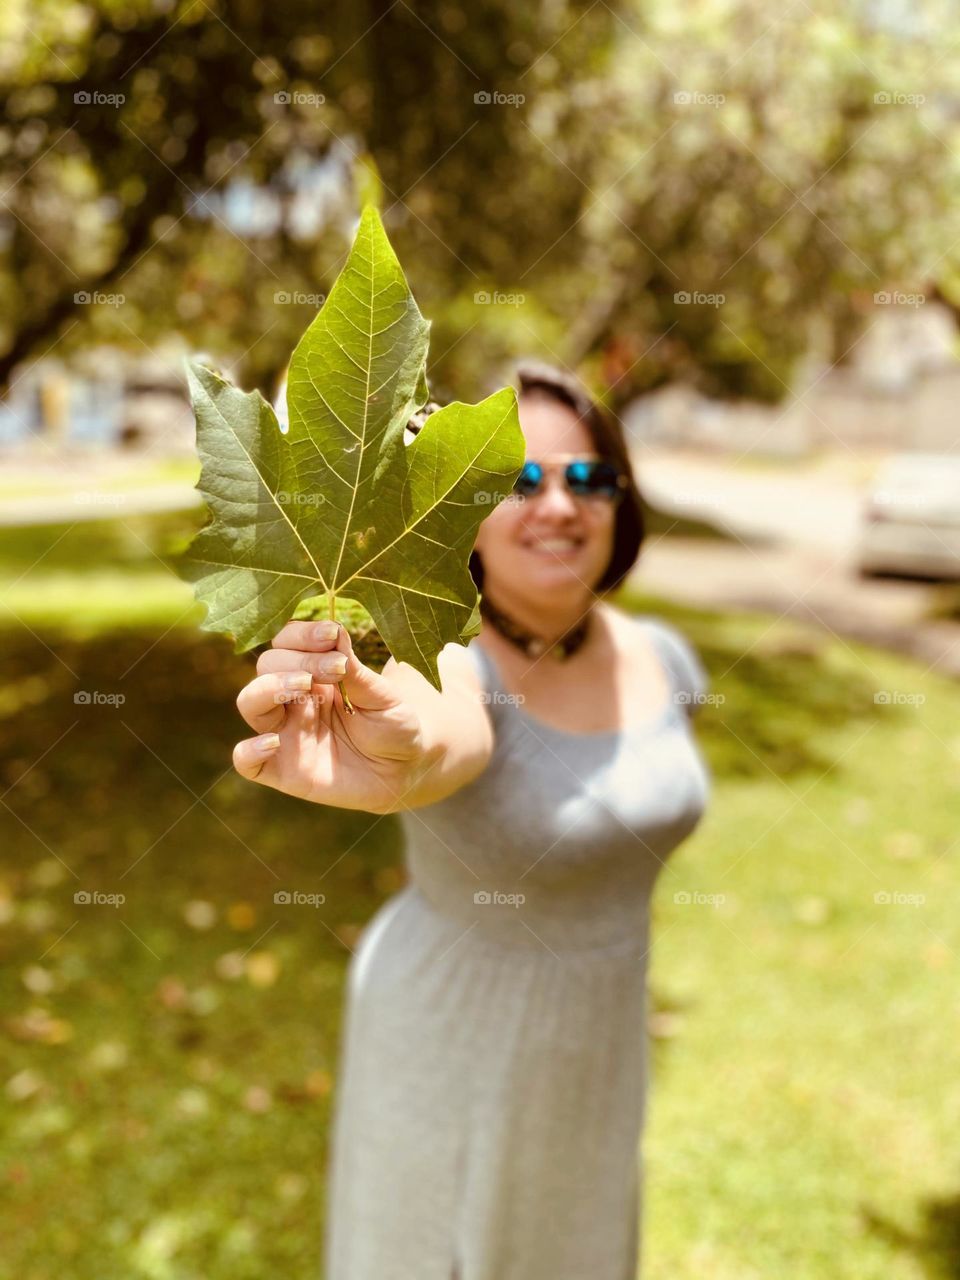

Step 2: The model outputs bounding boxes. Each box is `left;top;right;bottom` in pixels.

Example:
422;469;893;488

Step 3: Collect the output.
0;345;195;454
626;298;960;456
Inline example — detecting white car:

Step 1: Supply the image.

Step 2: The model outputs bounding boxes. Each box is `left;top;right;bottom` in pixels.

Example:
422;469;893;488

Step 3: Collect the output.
857;453;960;579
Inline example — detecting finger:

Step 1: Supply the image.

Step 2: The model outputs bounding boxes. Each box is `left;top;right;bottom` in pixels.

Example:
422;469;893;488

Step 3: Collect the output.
256;646;349;682
271;619;342;652
330;622;401;713
233;732;282;782
236;670;320;734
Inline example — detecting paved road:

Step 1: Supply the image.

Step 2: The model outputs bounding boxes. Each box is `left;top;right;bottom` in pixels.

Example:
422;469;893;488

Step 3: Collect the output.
0;485;202;526
634;447;868;551
632;450;960;677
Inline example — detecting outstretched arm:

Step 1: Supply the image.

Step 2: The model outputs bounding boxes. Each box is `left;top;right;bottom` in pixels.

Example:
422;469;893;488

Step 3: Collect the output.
232;619;493;815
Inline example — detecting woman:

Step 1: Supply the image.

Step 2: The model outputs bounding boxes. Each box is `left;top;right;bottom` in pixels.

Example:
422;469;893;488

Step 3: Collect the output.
232;362;712;1279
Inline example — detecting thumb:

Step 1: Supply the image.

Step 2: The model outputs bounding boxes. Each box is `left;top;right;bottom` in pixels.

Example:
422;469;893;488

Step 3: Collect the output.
332;621;400;713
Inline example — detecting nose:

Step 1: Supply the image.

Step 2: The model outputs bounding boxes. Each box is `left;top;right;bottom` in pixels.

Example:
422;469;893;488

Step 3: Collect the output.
529;471;579;520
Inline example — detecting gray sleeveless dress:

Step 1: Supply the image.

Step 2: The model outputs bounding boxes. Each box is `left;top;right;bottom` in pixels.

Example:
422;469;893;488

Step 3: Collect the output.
323;613;711;1280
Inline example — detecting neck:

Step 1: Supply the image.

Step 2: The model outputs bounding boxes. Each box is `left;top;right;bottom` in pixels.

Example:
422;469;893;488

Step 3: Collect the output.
482;581;595;645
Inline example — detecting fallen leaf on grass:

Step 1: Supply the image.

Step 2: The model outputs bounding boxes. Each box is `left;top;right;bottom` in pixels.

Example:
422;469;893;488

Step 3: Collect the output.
227;901;257;930
245;950;280;987
182;899;217;930
243;1084;273;1113
5;1007;73;1044
6;1069;44;1101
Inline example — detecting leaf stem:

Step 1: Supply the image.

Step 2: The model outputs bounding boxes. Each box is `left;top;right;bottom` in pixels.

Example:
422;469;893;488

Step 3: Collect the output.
329;592;355;715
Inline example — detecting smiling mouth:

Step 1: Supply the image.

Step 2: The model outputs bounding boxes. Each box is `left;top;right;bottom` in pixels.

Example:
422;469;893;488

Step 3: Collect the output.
522;535;586;555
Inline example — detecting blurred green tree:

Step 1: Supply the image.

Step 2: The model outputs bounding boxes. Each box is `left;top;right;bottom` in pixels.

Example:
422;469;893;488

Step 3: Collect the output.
1;0;957;409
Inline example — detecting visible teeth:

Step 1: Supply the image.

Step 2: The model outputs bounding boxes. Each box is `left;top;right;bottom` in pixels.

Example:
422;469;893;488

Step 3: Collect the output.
537;539;579;551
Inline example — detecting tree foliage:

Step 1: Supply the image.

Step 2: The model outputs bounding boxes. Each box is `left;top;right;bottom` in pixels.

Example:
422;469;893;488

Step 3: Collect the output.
1;0;958;409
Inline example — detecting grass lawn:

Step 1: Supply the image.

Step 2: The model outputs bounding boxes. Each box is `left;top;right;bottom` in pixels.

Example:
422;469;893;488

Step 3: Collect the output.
0;456;200;501
1;514;958;1279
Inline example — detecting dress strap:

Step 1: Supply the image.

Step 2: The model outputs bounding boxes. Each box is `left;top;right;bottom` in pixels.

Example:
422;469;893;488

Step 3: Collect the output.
465;639;499;699
465;640;521;730
639;618;710;718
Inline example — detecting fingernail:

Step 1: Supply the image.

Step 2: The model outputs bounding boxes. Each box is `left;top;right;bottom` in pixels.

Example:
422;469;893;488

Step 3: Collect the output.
320;653;348;675
313;621;339;641
282;671;312;691
254;733;281;753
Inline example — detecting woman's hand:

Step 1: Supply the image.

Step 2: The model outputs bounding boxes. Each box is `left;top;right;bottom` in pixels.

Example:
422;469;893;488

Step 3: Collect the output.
232;619;431;814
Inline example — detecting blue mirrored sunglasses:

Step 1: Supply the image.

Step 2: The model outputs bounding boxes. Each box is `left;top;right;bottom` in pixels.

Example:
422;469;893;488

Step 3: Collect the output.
513;458;627;502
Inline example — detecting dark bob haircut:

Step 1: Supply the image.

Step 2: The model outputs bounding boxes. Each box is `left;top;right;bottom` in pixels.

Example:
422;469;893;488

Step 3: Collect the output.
468;360;645;595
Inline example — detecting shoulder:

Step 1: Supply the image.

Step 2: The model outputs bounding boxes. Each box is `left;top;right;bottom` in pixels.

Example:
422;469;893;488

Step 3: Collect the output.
603;605;709;718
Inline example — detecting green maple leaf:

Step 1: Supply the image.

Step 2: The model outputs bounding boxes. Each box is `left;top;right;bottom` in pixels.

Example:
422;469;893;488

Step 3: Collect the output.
177;206;525;690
